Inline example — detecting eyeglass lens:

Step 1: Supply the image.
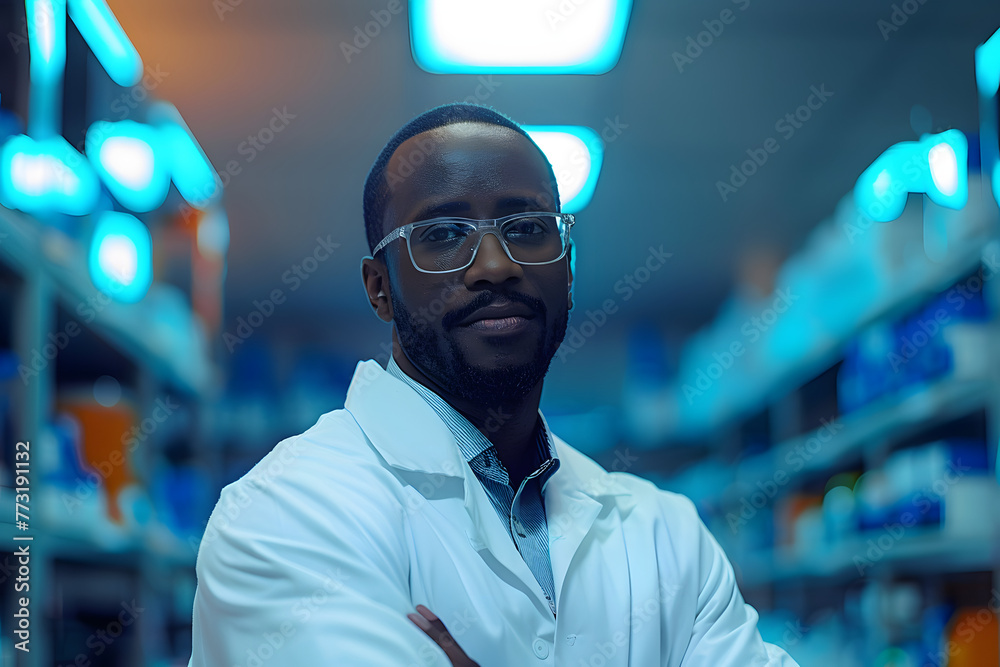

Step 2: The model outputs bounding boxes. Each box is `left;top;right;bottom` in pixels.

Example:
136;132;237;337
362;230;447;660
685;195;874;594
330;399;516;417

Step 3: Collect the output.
409;215;567;271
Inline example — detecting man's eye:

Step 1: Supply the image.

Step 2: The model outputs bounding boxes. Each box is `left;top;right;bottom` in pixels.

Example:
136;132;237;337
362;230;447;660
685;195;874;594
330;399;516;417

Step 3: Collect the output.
419;224;470;243
506;217;549;237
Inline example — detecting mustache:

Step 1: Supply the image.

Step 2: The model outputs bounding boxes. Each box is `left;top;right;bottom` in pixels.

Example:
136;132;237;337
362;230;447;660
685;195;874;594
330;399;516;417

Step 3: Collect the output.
442;290;546;329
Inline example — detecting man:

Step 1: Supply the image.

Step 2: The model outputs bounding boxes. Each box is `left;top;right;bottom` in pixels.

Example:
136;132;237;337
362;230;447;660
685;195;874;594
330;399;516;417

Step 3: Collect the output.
188;103;799;666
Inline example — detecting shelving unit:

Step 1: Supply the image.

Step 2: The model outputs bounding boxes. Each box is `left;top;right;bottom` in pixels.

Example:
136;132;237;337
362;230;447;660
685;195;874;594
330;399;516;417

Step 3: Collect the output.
0;203;216;666
737;530;1000;588
0;0;228;659
588;178;1000;663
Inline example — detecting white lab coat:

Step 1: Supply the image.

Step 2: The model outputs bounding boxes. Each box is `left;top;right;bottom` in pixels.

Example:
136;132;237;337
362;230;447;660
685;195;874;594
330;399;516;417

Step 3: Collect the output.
189;359;798;666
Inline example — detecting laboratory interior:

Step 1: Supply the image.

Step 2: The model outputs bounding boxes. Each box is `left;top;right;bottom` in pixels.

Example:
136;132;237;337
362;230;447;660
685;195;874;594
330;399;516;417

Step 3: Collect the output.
1;0;1000;665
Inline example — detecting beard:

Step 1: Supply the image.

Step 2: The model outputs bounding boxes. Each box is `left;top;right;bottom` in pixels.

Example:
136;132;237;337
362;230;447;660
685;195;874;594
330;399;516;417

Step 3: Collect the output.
391;290;568;409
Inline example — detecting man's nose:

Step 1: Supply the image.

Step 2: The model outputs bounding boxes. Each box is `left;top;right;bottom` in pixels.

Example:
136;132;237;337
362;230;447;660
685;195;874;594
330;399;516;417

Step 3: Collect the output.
464;232;523;286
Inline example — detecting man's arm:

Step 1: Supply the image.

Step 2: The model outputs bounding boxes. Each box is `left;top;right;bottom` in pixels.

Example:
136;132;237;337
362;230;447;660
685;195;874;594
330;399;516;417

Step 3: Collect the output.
672;494;800;666
188;436;452;666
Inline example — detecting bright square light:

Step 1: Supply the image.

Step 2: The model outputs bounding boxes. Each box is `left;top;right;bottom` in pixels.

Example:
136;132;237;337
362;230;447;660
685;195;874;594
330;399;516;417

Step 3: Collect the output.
0;134;99;215
148;102;222;210
68;0;143;86
88;211;152;302
921;130;967;210
523;125;603;213
27;0;66;84
854;130;968;223
410;0;632;74
87;120;169;212
975;27;1000;96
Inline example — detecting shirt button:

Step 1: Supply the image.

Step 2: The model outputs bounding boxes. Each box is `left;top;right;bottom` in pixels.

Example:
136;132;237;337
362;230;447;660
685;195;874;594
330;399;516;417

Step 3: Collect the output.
565;634;577;646
532;638;549;659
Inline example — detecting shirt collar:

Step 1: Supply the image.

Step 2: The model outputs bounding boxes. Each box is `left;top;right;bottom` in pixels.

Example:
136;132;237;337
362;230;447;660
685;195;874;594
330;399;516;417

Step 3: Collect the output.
385;354;559;478
344;359;633;501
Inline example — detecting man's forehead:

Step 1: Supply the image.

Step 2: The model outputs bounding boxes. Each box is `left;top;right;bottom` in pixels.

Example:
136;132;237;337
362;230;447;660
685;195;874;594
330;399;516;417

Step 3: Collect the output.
388;122;535;172
383;122;555;227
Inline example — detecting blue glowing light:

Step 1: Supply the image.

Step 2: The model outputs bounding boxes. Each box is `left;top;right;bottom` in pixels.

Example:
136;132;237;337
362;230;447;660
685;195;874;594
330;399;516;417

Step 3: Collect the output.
523;125;604;213
854;130;968;223
88;211;152;302
67;0;143;87
976;27;1000;96
994;163;1000;204
976;28;1000;207
0;134;99;214
149;102;221;209
922;130;967;210
25;0;66;136
409;0;632;74
86;120;169;212
26;0;66;84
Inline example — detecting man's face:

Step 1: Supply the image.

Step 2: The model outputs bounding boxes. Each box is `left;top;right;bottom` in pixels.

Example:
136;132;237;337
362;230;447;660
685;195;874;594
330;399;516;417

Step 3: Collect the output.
378;122;571;406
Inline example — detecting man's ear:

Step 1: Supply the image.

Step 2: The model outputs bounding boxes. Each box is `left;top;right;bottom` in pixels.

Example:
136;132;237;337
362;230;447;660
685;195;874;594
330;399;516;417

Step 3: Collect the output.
361;255;393;323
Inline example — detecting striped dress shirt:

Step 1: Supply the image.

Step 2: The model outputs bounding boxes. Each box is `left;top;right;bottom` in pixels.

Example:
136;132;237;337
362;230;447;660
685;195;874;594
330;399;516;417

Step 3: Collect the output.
385;354;561;616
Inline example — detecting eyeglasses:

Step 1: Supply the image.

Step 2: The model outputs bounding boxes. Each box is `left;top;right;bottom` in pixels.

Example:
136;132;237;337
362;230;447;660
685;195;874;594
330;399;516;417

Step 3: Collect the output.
372;211;575;274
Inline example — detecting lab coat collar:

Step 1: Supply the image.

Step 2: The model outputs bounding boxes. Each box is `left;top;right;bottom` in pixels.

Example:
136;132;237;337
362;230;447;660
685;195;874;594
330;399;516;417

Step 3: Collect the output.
345;358;635;618
345;359;469;479
344;359;633;501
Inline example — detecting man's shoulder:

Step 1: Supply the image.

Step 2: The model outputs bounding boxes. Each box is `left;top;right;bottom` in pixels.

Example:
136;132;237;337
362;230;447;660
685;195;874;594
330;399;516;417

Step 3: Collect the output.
219;407;394;507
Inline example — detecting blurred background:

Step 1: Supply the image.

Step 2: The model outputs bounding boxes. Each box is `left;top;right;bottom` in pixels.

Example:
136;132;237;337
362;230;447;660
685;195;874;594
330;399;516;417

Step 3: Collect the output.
1;0;1000;665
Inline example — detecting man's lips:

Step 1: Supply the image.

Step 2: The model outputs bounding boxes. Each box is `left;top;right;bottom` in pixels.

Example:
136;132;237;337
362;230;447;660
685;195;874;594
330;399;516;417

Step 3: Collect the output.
457;299;536;328
463;315;533;332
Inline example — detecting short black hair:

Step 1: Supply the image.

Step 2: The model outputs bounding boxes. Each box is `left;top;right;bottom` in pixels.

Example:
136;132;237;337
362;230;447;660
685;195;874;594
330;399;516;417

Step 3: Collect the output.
362;102;561;255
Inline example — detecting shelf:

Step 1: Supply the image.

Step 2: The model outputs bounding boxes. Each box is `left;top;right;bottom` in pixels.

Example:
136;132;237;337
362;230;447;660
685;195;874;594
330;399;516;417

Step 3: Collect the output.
667;188;1000;442
735;528;1000;587
734;376;995;487
0;520;195;567
0;206;215;397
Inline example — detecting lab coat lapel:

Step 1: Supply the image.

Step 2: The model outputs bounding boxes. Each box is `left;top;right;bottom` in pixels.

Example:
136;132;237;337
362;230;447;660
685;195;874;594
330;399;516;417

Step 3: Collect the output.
344;359;468;478
545;436;636;638
345;359;635;627
461;466;558;615
345;360;554;611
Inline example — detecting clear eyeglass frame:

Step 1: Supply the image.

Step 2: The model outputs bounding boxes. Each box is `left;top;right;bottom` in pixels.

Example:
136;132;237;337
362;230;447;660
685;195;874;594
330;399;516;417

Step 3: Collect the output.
370;211;576;274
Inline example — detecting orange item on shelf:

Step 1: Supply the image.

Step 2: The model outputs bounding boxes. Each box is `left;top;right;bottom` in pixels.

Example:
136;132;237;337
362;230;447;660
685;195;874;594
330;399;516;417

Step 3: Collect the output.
774;493;823;547
945;607;999;667
57;397;138;523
